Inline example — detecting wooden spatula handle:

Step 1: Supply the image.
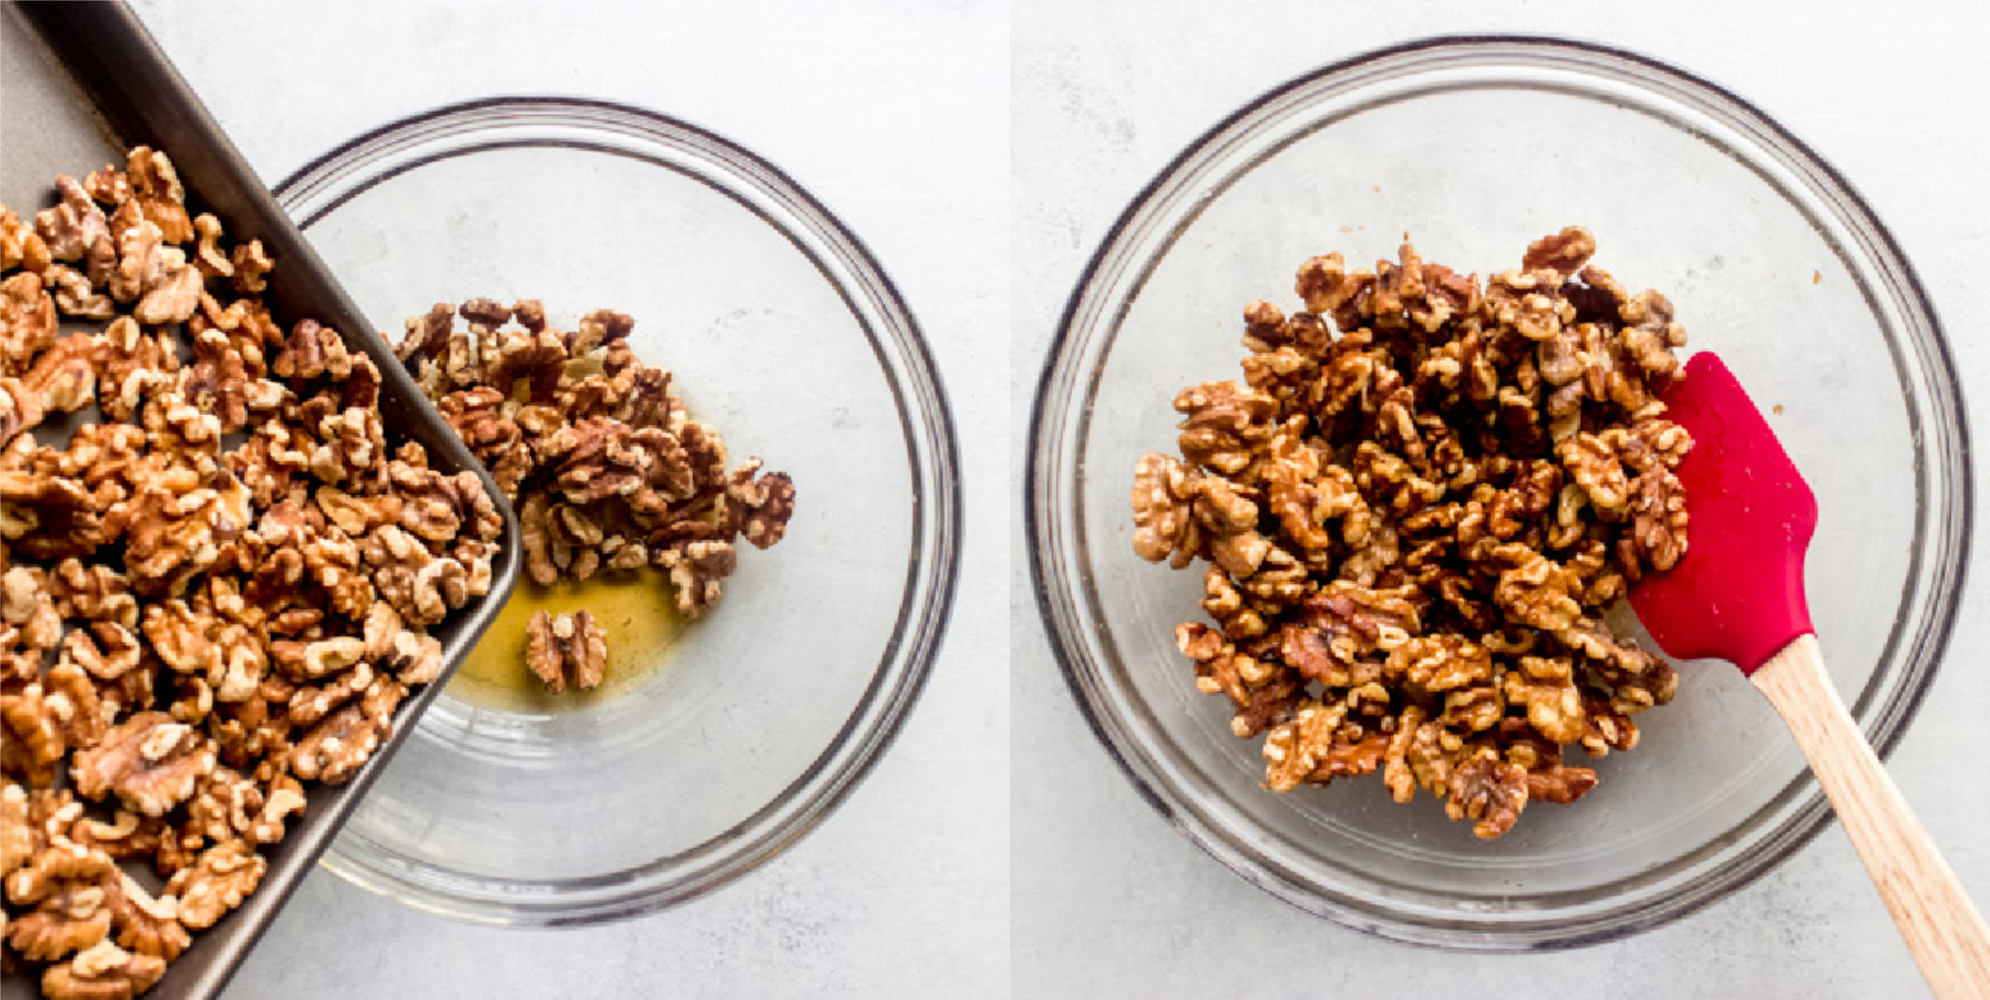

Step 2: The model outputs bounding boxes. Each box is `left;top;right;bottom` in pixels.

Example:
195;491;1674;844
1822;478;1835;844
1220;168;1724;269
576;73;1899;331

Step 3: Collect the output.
1753;634;1990;999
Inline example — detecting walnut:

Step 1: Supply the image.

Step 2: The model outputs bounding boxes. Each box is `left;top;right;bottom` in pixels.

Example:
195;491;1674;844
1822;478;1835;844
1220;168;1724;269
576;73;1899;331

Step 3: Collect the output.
2;206;54;274
524;610;608;693
70;712;217;818
43;664;110;755
33;177;110;264
359;525;474;627
1199;566;1267;640
728;460;796;550
43;264;113;321
124;147;192;245
160;840;263;931
1521;225;1597;276
4;839;115;962
1623;465;1689;576
1384;634;1492;694
1130;452;1201;566
3;684;68;786
656;539;736;619
289;677;402;785
1446;745;1529;839
362;603;442;686
436;387;531;498
1174;381;1278;476
189;214;232;278
39;938;166;1000
2;783;33;877
1138;232;1692;837
1490;544;1582;632
1502;655;1586;744
47;561;138;629
1262;700;1344;792
1177;622;1293;737
65;811;164;863
19;333;101;419
287;662;374;728
230;240;273;294
103;872;187;962
1556;616;1678;715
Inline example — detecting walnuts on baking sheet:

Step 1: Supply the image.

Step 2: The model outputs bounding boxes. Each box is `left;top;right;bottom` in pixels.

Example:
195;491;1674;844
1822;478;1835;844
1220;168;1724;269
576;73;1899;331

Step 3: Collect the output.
1133;229;1691;839
2;148;501;997
392;300;795;693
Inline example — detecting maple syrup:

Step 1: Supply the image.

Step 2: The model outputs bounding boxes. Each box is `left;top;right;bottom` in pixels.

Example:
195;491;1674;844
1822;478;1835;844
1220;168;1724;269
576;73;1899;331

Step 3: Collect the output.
446;567;684;711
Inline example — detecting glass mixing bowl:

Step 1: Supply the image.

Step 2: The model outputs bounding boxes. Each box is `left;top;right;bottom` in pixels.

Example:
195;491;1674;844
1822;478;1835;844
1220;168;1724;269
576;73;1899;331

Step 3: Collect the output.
1028;37;1970;948
272;98;960;924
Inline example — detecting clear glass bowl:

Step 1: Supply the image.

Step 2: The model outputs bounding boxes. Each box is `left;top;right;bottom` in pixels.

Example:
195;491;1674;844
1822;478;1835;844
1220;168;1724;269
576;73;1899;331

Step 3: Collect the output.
272;98;960;925
1028;37;1970;948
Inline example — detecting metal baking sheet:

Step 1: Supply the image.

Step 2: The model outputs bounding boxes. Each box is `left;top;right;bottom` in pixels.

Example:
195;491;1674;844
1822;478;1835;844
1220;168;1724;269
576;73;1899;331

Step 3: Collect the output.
1;3;520;997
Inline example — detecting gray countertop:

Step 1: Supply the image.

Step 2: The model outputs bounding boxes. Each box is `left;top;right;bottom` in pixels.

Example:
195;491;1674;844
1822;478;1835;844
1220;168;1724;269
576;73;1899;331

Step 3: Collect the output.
91;1;1990;997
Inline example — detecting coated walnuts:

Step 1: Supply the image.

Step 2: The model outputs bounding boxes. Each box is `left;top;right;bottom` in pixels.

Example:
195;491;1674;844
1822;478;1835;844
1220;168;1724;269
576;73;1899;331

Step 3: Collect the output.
2;147;500;997
1133;229;1691;839
393;300;796;692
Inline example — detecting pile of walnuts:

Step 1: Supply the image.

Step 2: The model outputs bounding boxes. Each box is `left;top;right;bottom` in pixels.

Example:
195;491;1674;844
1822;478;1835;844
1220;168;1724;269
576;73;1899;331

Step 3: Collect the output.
0;148;500;997
1132;228;1691;838
391;300;795;691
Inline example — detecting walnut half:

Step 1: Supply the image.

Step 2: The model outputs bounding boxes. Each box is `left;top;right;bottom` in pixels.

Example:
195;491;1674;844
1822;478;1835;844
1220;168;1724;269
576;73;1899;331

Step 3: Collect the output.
524;610;607;694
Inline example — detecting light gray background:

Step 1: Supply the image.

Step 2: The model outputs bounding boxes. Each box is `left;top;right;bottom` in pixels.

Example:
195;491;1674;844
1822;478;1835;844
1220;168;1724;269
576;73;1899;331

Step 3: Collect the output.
27;1;1990;997
125;2;1009;998
1012;2;1989;999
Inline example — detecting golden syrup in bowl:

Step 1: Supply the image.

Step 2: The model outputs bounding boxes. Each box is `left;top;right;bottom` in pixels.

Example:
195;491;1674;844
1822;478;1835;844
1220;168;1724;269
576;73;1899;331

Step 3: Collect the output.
447;567;685;711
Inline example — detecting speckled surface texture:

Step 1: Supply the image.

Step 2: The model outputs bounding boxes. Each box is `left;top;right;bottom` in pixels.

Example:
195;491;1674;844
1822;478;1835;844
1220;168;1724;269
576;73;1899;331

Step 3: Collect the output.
74;1;1990;997
1011;2;1989;999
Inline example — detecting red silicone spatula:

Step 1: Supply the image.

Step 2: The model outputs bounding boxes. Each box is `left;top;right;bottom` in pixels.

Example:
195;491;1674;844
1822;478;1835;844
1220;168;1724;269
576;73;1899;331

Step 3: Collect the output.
1628;353;1990;999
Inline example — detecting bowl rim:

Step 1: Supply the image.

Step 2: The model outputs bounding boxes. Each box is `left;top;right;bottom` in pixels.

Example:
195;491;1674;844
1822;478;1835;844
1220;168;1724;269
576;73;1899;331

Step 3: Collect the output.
272;95;965;925
1026;32;1971;950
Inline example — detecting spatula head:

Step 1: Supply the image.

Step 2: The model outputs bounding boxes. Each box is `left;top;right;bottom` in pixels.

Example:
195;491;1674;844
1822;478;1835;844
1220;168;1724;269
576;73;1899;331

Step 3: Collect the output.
1626;352;1817;675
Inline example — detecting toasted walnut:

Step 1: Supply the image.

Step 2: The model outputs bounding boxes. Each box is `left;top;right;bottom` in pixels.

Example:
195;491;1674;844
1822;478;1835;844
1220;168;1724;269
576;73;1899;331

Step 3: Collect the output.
656;539;737;619
34;177;110;264
1174;381;1278;476
1521;226;1597;276
158;839;263;932
1446;746;1529;839
359;524;474;627
1491;544;1582;632
729;460;796;549
102;872;187;962
1130;452;1200;566
3;684;68;786
4;839;116;961
1138;233;1690;837
524;610;608;693
124;147;192;245
362;603;443;686
39;938;166;1000
2;783;33;877
65;811;164;863
289;677;401;785
69;712;217;818
230;240;273;294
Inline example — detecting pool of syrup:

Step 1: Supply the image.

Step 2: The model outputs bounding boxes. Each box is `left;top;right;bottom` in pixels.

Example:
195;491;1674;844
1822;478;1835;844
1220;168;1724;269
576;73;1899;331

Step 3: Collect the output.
446;567;685;711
